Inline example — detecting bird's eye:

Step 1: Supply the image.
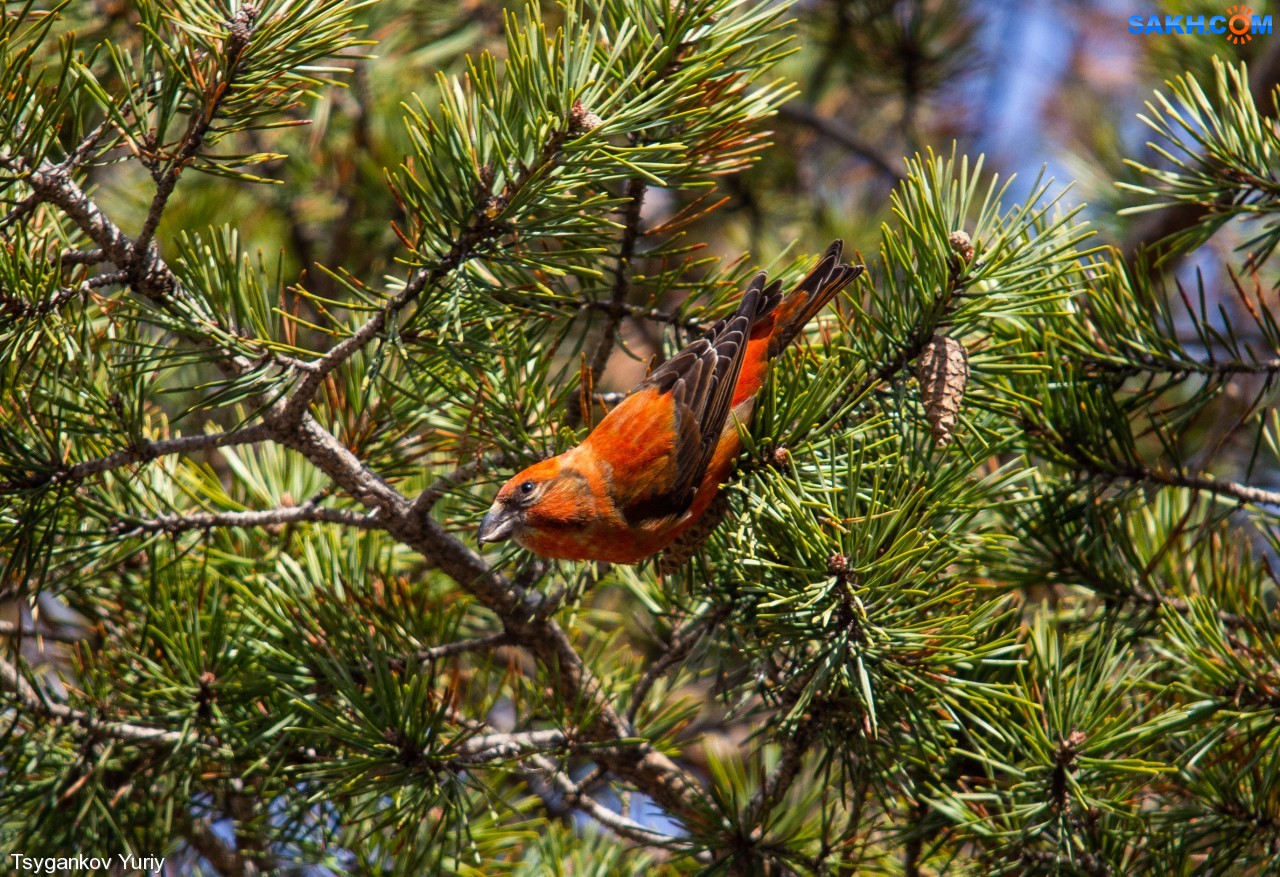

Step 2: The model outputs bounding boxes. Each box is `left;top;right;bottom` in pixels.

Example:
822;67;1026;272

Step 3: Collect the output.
519;481;536;496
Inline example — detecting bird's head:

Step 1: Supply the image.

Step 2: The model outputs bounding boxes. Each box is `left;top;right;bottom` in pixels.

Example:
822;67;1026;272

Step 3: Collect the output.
478;456;593;550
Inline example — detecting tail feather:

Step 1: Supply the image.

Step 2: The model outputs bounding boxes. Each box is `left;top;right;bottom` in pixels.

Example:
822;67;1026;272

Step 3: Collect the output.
726;240;864;409
768;240;863;357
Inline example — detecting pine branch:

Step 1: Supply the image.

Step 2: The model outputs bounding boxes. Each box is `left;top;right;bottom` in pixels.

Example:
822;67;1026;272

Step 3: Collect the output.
20;173;266;396
0;190;41;230
0;120;110;231
1121;46;1280;262
528;750;701;853
339;633;512;689
1126;464;1280;509
1;276;90;321
222;781;275;877
26;163;152;289
0;268;128;321
1053;435;1280;509
57;249;107;266
410;632;512;664
186;816;264;877
0;657;184;747
275;124;575;425
444;705;697;854
1119;584;1248;631
903;831;923;877
274;414;712;821
745;716;820;830
1079;352;1280;379
108;504;383;537
24;162;300;378
808;261;961;432
742;674;826;832
455;728;567;763
132;4;259;263
576;296;709;335
0;425;271;493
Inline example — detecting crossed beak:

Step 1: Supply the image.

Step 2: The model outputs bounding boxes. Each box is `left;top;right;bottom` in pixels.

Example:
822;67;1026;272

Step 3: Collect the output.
478;503;522;545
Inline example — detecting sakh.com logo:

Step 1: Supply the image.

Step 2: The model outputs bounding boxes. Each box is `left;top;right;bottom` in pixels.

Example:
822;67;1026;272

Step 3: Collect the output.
1129;6;1273;43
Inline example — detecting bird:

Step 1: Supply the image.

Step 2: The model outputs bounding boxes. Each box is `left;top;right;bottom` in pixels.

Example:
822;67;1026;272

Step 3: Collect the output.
478;241;863;563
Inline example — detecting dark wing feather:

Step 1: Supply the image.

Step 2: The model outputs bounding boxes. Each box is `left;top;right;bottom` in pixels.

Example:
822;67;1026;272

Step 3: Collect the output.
621;274;780;525
768;240;861;356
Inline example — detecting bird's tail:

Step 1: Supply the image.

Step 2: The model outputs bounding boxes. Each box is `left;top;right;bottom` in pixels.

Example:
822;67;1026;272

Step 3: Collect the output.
767;240;863;358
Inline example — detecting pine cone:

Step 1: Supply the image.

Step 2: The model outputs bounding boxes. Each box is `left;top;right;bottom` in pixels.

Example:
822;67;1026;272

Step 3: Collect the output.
948;230;974;263
569;99;603;133
916;334;970;445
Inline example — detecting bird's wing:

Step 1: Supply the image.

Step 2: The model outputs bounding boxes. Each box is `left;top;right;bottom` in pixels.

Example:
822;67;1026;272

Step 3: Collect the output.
582;274;782;527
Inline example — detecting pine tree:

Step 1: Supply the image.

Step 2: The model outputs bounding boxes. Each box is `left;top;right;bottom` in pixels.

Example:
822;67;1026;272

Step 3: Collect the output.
2;1;1280;874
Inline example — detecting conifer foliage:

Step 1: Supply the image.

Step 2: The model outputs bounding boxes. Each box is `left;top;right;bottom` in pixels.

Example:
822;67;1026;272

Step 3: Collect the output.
2;0;1280;873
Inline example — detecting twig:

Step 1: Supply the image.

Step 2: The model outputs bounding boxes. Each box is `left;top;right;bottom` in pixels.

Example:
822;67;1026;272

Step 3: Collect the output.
1;279;83;322
741;672;825;832
363;632;512;679
628;604;730;723
744;716;819;829
0;425;271;493
0;619;91;644
26;164;142;281
1052;435;1280;509
413;631;512;664
903;814;924;877
443;706;697;854
0;657;184;746
109;504;382;537
187;816;262;877
585;176;648;388
0;191;42;230
1130;464;1280;508
577;297;708;335
0;270;127;322
1080;354;1280;379
410;452;512;516
58;248;107;266
778;102;902;183
132;5;259;264
455;728;567;763
527;751;700;853
224;779;274;877
0;121;111;231
1115;582;1248;631
86;270;128;289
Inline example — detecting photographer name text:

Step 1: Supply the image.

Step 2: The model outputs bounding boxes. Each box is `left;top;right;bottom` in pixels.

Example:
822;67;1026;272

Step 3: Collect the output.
9;853;165;874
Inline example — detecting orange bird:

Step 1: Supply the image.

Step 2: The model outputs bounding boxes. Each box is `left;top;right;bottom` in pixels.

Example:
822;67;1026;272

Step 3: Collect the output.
479;241;862;563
